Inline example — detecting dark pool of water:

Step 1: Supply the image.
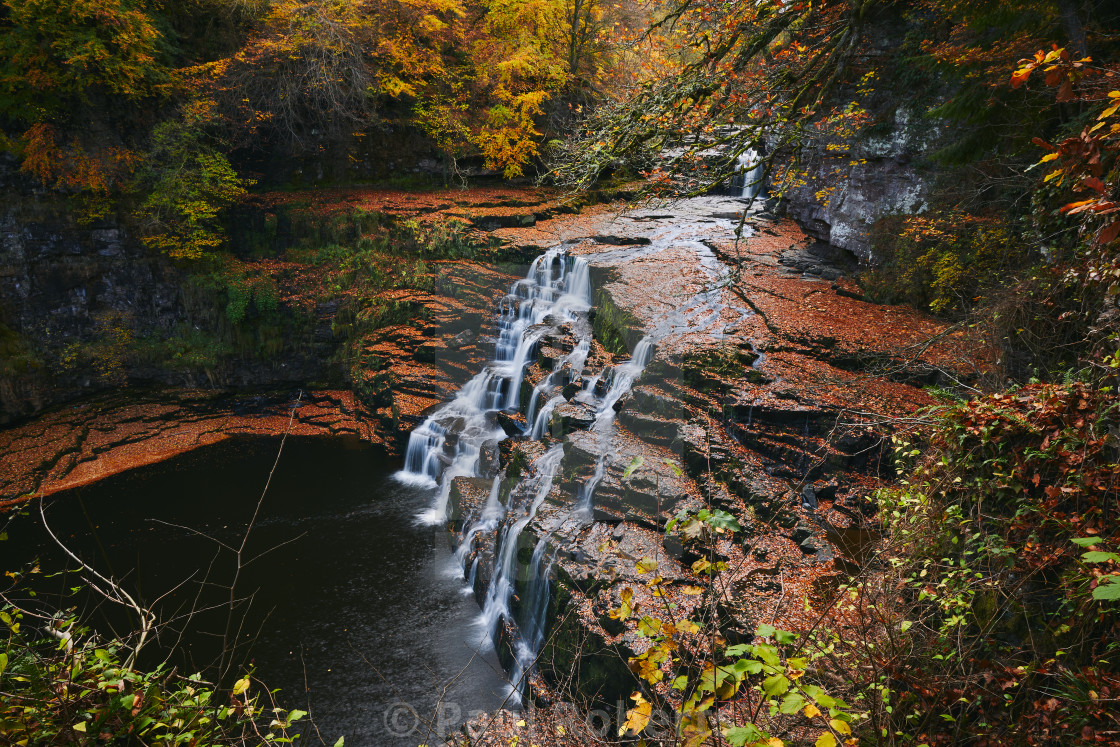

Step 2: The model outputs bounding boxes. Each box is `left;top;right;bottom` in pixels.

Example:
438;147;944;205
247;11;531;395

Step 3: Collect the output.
1;436;510;746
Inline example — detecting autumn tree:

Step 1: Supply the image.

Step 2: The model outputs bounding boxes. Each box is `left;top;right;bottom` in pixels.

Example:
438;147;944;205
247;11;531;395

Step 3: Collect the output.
551;0;1116;194
551;0;884;194
0;0;171;194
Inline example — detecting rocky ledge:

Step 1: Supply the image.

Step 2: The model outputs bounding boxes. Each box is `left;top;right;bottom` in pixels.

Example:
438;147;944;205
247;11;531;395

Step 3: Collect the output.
440;192;985;720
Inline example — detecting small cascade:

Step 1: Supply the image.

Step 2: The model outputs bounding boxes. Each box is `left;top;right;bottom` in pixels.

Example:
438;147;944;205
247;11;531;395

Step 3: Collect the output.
396;245;593;523
593;337;655;431
577;336;656;514
477;446;564;649
395;241;659;706
525;338;590;433
455;476;505;571
529;395;564;440
735;148;764;200
508;534;555;701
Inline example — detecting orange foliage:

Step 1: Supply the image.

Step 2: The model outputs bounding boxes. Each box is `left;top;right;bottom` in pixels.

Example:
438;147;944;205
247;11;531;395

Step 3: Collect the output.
19;123;138;194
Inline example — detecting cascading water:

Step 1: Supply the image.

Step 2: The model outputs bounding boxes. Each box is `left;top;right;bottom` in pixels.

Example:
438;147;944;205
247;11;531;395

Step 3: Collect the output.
736;148;764;200
396;246;592;523
477;446;564;644
576;336;656;514
395;242;658;706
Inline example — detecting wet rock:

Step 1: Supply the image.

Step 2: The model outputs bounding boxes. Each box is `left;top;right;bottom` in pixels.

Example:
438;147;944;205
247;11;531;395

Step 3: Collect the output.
447;328;476;349
801;485;818;511
449;476;496;528
479;439;501;477
791;521;814;544
551;401;597;436
617;410;682;447
778;241;856;280
495;410;525;437
799;536;835;561
630;386;687;419
594;476;691;530
815;481;839;502
589;235;652;246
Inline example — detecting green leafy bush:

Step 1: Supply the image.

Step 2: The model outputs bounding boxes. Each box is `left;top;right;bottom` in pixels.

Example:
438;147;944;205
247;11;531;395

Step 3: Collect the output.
822;382;1120;745
863;213;1031;316
0;586;306;745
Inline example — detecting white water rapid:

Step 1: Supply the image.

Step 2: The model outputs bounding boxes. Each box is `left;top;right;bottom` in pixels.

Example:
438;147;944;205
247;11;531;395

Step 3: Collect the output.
736;148;764;200
394;244;658;705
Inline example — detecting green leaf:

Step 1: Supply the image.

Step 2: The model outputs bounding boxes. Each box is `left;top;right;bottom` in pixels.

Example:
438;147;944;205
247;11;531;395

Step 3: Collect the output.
756;623;776;639
333;738;346;747
725;644;752;656
780;692;806;714
663;458;683;477
623;456;644;479
762;674;790;697
0;652;7;675
1093;579;1120;601
734;658;763;675
753;643;781;667
288;709;307;722
775;629;798;645
802;684;838;708
724;724;765;746
1072;537;1103;547
1081;551;1120;563
705;509;741;533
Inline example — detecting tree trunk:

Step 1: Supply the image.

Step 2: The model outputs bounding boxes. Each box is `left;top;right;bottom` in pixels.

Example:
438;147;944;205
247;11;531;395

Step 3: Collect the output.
1058;0;1088;57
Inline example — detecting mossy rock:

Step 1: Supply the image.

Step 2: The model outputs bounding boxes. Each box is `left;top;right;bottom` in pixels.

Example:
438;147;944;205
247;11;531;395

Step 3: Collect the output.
538;580;639;707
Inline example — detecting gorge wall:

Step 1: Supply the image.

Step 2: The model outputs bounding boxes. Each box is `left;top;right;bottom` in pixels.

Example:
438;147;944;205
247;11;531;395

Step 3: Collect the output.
773;105;940;263
0;165;339;426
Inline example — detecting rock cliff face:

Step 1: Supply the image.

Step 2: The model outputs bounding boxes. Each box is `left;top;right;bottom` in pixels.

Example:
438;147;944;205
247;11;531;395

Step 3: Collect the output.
0;156;175;422
775;107;939;262
0;155;336;425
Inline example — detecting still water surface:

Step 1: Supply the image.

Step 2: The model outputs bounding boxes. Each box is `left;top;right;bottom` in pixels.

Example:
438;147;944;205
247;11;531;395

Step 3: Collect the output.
3;436;510;746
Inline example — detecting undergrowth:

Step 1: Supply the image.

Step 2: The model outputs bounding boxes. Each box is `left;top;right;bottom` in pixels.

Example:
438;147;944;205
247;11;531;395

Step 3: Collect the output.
808;382;1120;745
0;569;310;746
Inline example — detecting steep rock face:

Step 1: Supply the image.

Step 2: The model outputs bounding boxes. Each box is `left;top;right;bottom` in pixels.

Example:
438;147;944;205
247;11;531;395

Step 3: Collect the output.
776;107;940;261
0;157;177;422
0;155;337;425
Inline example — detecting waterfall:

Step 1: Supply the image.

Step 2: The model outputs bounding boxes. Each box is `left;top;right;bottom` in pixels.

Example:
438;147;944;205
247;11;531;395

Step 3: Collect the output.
508;534;554;703
477;445;565;648
396;246;593;523
577;336;656;514
395;242;659;706
736;148;764;200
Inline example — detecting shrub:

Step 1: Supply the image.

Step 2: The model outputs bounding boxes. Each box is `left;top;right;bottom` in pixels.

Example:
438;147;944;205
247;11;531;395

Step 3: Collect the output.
816;382;1120;745
0;574;307;745
863;213;1031;316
